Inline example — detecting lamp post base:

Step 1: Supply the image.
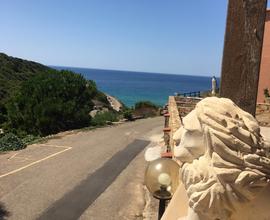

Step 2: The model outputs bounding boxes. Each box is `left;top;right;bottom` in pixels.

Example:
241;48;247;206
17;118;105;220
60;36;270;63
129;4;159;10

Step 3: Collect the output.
158;199;166;220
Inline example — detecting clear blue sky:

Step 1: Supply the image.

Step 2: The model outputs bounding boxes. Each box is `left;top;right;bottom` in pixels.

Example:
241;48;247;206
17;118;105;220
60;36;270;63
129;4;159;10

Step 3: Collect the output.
0;1;269;76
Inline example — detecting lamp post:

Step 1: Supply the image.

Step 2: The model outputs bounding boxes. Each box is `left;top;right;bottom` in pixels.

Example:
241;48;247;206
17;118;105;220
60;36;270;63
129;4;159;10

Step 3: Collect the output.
144;158;180;220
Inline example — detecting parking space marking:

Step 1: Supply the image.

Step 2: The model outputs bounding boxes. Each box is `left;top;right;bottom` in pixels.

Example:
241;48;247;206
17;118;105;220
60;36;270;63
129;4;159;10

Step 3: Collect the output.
0;144;72;179
8;152;20;160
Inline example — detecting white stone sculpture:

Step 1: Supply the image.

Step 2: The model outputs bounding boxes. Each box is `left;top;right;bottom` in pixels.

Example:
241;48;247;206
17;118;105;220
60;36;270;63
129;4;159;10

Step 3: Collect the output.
173;97;270;220
211;76;217;95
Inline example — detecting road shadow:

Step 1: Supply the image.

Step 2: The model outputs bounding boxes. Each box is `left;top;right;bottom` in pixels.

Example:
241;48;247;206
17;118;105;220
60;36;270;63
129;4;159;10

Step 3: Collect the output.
0;202;9;220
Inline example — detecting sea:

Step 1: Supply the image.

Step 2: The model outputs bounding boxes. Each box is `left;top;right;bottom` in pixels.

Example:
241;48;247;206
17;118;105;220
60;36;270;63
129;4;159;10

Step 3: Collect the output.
53;66;219;107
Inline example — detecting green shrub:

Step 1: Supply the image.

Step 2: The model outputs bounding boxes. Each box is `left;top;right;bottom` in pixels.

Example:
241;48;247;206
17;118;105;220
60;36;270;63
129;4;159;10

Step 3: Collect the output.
91;111;119;126
123;109;133;121
95;92;110;106
0;133;26;151
21;134;39;145
135;101;159;110
134;101;159;118
0;103;7;126
264;88;270;98
6;70;96;136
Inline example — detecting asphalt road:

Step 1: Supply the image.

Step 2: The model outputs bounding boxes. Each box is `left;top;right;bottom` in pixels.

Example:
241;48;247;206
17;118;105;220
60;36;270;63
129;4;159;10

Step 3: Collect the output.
0;117;163;220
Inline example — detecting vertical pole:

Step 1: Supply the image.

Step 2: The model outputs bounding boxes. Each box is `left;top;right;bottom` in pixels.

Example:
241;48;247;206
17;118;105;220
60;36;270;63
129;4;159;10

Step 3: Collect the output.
220;0;267;116
158;199;166;220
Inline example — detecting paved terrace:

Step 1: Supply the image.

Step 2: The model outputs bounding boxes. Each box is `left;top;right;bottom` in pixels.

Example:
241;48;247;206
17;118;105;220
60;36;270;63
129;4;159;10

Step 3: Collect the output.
0;117;163;220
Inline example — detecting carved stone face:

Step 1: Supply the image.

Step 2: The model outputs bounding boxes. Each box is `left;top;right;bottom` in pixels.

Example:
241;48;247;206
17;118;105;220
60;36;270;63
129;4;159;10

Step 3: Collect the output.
172;97;270;220
173;110;205;163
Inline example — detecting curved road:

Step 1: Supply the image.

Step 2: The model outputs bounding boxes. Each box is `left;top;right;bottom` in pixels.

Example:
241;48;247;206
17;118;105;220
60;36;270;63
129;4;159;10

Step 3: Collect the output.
0;117;163;220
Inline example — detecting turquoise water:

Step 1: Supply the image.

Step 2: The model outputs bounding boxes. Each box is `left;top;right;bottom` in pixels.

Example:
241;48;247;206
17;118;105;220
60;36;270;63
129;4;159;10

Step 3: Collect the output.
53;66;218;107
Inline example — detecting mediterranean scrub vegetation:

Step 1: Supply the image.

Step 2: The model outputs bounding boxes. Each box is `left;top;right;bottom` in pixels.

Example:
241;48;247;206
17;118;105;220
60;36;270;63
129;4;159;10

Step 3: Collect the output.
0;53;111;151
133;101;159;118
91;111;119;126
0;53;51;103
0;53;160;151
6;70;96;136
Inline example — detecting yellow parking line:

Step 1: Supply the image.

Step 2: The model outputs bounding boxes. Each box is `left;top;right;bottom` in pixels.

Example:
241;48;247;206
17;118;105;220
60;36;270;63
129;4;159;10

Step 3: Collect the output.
32;143;70;148
8;152;19;160
0;144;72;179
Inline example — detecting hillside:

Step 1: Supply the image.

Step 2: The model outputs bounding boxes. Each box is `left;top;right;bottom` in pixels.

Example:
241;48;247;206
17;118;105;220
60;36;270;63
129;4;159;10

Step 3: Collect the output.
0;53;158;150
0;53;110;107
0;53;51;103
0;53;112;135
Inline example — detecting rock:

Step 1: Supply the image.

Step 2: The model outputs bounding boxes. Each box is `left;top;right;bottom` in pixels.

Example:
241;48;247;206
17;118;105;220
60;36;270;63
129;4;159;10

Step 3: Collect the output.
106;94;122;112
89;109;98;118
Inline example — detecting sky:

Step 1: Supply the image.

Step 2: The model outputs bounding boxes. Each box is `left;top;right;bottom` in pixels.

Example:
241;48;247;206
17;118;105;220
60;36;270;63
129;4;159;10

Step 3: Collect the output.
0;1;269;76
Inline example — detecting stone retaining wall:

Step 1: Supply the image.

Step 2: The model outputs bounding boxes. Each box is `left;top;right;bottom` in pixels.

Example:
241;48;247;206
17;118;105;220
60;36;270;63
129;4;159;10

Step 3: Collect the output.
168;96;182;149
165;96;201;152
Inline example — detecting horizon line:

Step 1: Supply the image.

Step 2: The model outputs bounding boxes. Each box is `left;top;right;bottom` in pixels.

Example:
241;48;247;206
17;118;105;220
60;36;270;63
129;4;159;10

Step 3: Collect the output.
49;64;219;78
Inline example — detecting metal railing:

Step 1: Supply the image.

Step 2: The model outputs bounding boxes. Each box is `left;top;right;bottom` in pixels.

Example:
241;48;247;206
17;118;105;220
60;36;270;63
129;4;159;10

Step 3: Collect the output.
176;91;201;97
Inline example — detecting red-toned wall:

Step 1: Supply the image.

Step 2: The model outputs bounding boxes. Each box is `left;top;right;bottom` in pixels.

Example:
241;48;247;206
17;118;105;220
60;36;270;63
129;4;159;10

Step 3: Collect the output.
257;10;270;103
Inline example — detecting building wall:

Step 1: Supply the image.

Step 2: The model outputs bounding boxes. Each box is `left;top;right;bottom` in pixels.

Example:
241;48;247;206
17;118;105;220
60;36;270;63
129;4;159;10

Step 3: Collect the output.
257;10;270;103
